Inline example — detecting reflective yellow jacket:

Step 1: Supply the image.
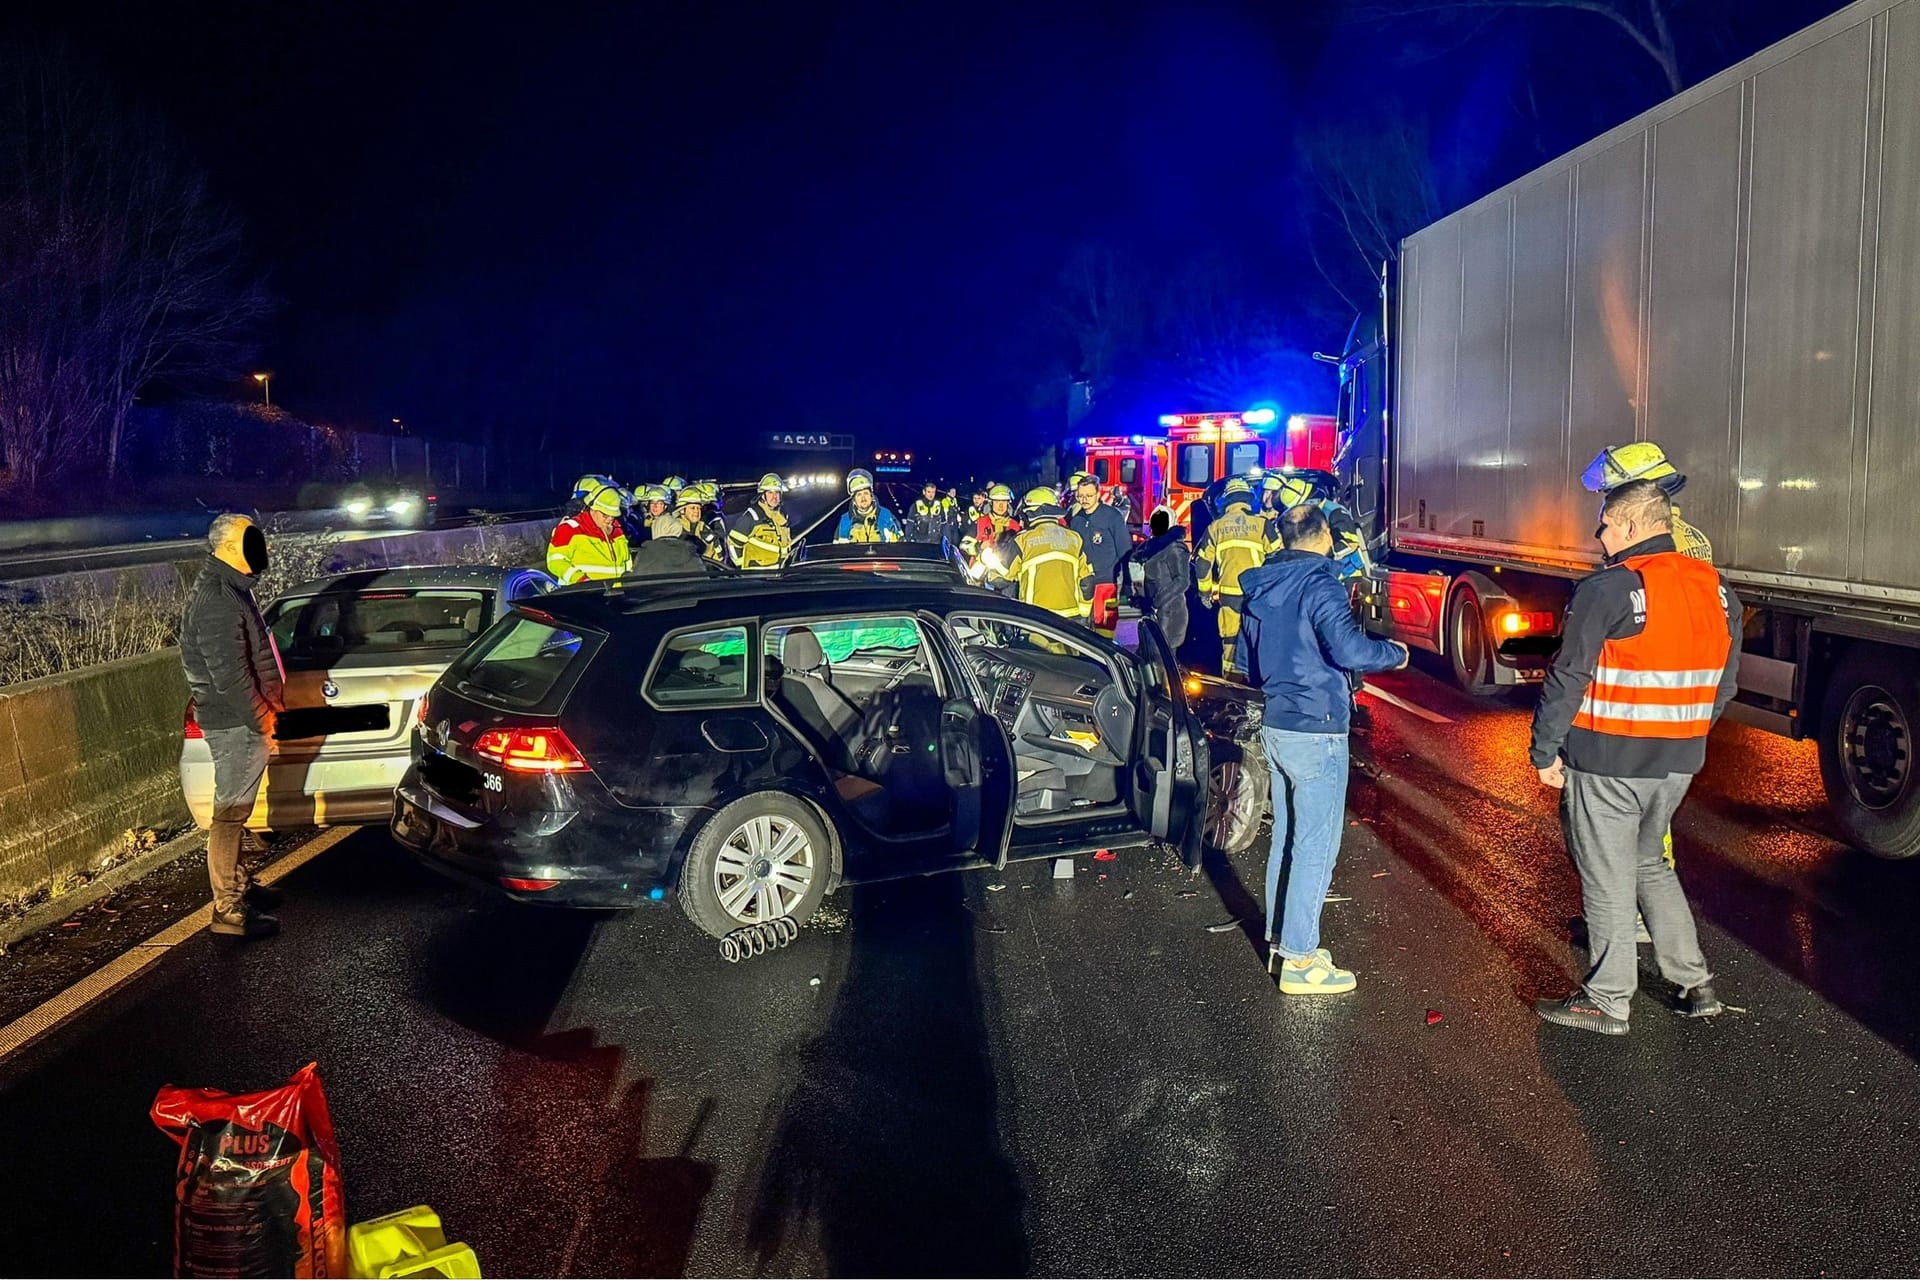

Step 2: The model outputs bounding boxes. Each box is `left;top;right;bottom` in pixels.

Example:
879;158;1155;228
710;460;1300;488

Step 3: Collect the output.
1007;520;1095;617
546;515;631;586
1196;505;1273;598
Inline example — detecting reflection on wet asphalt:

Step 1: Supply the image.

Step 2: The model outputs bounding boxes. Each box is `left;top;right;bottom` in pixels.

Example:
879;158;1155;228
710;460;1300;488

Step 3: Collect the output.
0;664;1918;1275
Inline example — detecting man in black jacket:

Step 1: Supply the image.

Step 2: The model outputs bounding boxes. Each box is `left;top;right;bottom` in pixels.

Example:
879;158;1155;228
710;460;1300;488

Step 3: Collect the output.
1120;507;1191;650
180;514;285;939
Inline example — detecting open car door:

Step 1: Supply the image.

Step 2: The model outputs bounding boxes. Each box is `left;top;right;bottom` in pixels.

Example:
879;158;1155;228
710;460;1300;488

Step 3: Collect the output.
922;612;1018;869
1129;619;1208;867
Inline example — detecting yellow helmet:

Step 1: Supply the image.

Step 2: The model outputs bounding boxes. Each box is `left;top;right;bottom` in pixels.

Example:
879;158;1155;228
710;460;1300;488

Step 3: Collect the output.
1275;476;1315;509
640;484;670;505
586;486;624;516
1069;470;1097;490
1223;477;1253;497
662;475;687;495
1260;474;1285;493
1582;442;1682;494
679;482;714;508
758;472;787;494
987;483;1014;503
847;468;875;496
1023;487;1066;521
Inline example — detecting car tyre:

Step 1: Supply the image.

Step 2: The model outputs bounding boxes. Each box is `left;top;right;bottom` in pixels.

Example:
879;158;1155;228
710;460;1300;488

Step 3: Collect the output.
680;793;833;939
1817;647;1920;860
1203;742;1270;856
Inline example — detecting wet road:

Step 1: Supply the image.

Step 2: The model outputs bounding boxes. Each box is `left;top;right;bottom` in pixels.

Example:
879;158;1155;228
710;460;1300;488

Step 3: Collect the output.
2;666;1919;1276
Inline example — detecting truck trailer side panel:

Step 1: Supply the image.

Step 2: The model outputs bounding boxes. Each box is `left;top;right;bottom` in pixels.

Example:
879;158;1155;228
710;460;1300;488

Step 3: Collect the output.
1393;0;1920;602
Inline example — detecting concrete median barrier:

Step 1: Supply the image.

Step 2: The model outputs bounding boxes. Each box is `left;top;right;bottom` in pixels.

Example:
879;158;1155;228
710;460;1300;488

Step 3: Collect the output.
0;649;192;903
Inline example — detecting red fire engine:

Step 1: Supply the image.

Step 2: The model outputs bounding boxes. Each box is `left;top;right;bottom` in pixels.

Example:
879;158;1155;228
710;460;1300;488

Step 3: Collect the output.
1078;434;1169;528
1161;408;1280;524
1280;413;1338;472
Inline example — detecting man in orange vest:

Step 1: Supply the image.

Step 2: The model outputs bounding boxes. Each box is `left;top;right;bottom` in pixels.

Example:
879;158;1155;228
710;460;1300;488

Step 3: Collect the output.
1529;479;1741;1036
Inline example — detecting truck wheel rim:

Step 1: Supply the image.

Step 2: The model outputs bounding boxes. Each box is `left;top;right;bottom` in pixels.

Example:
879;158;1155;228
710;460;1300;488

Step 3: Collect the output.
713;815;815;923
1840;686;1912;812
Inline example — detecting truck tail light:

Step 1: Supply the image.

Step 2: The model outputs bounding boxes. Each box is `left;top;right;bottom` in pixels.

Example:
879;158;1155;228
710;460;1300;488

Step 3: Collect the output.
472;726;590;773
500;877;560;892
1499;610;1555;635
183;700;203;741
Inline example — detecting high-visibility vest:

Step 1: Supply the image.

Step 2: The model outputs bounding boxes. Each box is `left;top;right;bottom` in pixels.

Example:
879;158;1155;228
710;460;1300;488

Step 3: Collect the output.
1008;522;1094;617
728;502;791;569
1573;552;1731;741
546;516;630;585
1197;507;1272;597
1672;510;1714;562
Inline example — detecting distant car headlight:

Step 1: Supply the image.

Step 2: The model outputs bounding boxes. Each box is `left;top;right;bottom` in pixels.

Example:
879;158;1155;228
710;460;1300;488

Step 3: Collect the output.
345;498;372;517
387;498;415;515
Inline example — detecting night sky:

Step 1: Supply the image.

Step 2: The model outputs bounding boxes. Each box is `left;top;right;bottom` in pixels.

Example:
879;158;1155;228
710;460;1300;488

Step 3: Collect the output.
3;0;1841;470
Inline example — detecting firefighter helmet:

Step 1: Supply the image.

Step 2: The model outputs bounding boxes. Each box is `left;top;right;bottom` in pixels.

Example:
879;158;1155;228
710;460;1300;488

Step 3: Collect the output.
586;485;624;516
679;481;715;508
1069;470;1097;491
1221;477;1255;508
987;483;1014;503
1260;473;1285;493
639;484;670;506
573;473;616;502
1023;486;1066;521
662;475;686;494
758;472;786;494
1275;476;1316;509
1582;442;1685;495
847;468;875;496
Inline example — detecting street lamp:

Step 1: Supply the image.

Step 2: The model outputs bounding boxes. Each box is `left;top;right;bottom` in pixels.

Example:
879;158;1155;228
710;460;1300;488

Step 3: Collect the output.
253;372;270;406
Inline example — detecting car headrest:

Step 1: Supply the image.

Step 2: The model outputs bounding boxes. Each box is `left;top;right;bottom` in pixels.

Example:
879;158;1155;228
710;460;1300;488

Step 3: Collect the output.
782;626;827;673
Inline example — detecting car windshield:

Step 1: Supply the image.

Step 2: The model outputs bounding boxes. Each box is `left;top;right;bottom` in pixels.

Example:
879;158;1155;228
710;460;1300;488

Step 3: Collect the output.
450;614;596;709
268;589;490;664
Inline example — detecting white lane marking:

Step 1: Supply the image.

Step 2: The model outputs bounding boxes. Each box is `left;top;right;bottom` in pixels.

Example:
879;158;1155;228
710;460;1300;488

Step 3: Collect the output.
1359;682;1454;725
0;825;358;1064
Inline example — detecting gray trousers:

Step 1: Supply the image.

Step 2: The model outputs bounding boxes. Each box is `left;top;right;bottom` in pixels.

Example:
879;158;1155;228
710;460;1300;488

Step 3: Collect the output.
204;726;270;915
1563;768;1712;1020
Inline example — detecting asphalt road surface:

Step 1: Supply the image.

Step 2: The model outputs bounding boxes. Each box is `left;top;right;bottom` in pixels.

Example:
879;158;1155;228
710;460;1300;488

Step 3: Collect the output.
2;666;1917;1276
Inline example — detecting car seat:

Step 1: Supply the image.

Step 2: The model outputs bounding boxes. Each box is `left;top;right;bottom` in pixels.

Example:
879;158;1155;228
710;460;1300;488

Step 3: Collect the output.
773;627;864;769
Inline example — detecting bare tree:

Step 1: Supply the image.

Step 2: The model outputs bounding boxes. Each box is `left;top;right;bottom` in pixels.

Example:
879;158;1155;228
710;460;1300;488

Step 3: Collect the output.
1297;117;1444;311
1352;0;1684;94
1052;243;1152;398
0;47;267;495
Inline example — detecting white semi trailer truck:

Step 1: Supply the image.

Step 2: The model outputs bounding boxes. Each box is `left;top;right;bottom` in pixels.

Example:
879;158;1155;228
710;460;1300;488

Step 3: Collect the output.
1330;0;1920;858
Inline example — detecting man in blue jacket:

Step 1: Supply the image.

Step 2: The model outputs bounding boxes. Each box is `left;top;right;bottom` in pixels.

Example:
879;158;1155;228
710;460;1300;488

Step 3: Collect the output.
1237;504;1409;994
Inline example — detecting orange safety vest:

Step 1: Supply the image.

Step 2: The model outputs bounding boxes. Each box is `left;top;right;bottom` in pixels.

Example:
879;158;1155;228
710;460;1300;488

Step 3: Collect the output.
1572;552;1731;741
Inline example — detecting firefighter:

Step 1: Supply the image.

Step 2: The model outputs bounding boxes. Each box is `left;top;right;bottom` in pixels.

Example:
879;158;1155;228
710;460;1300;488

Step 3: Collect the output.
973;483;1020;552
639;484;672;525
569;473;618;518
728;473;793;569
662;475;687;503
1274;475;1372;581
678;481;727;562
1006;487;1096;619
906;479;949;543
1196;477;1274;674
835;469;903;543
1581;442;1713;561
546;484;632;585
1581;441;1713;892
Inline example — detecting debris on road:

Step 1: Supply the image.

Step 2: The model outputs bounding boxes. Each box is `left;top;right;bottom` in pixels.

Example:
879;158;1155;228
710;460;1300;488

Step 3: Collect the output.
1324;895;1352;903
1425;1009;1444;1026
1052;858;1074;879
986;882;1006;892
1371;871;1390;879
1093;849;1117;861
808;976;822;987
1204;918;1240;933
1176;890;1200;899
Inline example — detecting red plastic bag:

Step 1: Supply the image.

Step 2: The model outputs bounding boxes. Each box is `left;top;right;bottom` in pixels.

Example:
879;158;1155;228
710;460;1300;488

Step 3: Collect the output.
151;1062;348;1278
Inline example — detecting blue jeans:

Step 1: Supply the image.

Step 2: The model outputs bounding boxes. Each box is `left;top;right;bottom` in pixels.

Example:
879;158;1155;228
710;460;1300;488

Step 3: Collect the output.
1260;727;1350;960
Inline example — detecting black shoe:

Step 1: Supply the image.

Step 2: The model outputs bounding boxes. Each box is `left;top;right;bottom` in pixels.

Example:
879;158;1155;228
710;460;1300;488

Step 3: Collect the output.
210;908;279;940
244;882;284;910
1535;992;1629;1036
1677;983;1724;1018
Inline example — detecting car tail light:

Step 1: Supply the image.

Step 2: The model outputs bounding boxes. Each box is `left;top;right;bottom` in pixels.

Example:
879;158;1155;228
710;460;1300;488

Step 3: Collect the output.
472;725;590;773
416;695;431;728
183;700;203;741
499;877;559;892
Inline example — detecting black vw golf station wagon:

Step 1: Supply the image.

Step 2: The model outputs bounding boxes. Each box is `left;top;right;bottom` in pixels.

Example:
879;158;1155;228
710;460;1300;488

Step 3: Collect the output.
392;562;1219;939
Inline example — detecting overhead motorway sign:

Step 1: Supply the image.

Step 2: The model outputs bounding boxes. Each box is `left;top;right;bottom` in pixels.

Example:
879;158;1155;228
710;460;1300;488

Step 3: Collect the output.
767;432;854;450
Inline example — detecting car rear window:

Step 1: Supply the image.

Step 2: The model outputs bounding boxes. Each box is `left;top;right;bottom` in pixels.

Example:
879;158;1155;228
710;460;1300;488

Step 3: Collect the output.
268;589;491;664
647;625;750;707
449;614;598;710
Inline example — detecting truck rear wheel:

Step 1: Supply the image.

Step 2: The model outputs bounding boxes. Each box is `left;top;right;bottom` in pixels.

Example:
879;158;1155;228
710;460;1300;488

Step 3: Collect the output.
1447;586;1495;696
1817;648;1920;860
